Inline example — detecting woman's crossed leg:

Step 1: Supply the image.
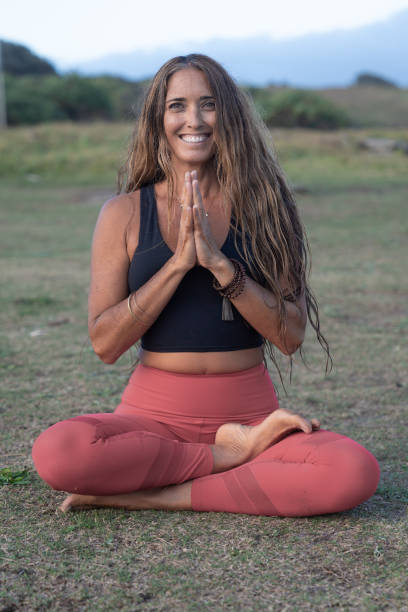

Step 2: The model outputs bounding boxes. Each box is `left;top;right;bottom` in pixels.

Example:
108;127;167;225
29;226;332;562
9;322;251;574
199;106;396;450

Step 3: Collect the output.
32;410;379;516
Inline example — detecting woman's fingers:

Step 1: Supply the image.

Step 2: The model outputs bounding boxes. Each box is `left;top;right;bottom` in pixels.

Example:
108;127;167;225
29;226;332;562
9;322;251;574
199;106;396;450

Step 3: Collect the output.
188;173;207;241
187;170;223;270
191;170;205;212
170;172;197;271
175;206;196;269
181;197;193;230
192;201;203;231
191;172;210;230
183;172;193;208
183;175;194;236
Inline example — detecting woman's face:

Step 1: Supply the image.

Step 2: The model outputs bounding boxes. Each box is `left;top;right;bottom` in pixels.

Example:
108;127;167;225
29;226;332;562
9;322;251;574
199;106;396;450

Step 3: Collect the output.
163;67;216;166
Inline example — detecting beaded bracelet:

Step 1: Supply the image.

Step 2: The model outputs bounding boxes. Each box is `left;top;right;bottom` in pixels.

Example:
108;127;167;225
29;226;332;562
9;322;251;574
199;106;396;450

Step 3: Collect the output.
212;259;246;320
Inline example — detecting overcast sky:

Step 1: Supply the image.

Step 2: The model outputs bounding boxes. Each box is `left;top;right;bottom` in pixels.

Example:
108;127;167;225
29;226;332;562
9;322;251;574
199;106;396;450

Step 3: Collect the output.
2;0;408;64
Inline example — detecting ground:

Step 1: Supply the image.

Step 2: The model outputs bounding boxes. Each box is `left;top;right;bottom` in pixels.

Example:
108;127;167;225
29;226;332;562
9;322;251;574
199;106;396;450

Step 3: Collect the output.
0;125;407;611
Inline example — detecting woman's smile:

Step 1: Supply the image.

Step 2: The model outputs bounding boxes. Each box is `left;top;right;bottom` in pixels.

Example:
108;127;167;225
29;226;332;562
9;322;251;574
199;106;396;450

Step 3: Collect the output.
178;133;211;144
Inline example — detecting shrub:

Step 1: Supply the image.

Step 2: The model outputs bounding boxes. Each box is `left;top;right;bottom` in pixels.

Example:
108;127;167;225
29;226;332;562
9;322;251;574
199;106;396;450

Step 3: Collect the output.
5;75;65;125
45;74;113;121
254;89;351;129
87;76;150;120
5;74;114;125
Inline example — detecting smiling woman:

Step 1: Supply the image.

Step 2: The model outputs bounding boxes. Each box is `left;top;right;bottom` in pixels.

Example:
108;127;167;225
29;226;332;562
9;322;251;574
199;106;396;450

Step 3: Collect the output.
32;54;380;517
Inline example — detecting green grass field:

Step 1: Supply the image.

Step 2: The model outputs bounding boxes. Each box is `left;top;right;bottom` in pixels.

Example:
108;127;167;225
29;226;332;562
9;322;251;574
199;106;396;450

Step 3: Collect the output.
1;123;407;611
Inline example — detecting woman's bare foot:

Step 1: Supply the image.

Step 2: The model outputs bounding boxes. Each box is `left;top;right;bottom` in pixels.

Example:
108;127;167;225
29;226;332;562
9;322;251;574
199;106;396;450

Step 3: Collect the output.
60;494;98;512
213;408;320;470
60;481;193;513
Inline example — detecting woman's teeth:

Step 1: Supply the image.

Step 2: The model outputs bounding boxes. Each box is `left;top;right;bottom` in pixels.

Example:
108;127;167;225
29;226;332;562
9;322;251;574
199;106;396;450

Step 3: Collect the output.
180;135;209;143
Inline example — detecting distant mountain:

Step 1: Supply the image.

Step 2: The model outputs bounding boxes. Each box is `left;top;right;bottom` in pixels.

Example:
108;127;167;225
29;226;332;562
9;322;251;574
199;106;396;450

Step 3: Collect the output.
63;9;408;87
1;40;57;76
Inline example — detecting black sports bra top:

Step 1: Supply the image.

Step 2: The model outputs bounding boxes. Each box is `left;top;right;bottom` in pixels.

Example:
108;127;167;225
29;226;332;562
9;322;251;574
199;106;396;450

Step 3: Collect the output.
127;184;264;352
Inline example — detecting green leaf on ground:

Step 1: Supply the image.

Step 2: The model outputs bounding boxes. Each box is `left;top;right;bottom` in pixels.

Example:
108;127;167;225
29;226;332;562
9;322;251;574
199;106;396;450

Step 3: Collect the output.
0;467;31;485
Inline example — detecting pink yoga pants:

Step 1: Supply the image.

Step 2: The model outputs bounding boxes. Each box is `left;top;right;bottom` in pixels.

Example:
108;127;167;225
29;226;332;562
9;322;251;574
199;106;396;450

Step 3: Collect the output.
32;363;380;517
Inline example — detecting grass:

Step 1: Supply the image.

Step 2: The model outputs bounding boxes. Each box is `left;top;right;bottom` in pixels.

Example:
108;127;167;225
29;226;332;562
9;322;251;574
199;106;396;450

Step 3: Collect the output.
319;85;408;128
1;123;407;611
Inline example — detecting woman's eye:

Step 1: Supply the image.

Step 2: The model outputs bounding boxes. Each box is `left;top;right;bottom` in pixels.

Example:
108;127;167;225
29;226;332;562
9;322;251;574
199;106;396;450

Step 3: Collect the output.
167;101;215;110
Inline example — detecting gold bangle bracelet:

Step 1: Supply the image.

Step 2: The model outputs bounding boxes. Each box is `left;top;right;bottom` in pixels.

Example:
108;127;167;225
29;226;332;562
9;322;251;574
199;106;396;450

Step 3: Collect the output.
127;293;141;321
133;296;149;318
128;293;154;323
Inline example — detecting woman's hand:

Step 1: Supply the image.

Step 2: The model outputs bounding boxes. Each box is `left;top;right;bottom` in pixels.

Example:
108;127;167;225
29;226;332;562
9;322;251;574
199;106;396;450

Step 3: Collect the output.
189;171;226;271
172;172;197;272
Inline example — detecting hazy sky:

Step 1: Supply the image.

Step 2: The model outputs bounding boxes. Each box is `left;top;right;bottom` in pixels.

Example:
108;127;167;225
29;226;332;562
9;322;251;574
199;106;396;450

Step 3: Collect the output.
2;0;408;64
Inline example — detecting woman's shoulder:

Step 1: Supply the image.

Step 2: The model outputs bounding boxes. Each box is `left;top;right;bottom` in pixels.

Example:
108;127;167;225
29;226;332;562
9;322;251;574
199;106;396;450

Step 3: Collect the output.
93;191;142;260
98;190;141;225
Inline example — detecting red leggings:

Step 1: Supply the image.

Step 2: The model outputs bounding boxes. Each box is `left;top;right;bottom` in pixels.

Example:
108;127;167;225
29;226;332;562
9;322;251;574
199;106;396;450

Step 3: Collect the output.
32;364;380;516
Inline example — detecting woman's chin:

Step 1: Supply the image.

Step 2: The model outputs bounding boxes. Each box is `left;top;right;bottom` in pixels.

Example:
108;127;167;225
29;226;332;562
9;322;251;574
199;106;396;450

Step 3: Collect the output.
171;153;215;167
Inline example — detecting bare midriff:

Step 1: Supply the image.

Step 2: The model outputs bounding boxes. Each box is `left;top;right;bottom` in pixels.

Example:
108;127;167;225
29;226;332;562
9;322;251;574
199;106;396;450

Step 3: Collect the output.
140;346;264;375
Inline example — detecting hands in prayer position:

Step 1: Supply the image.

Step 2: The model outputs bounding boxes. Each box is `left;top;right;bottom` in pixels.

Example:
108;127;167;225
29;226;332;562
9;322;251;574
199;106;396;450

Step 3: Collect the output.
174;170;226;273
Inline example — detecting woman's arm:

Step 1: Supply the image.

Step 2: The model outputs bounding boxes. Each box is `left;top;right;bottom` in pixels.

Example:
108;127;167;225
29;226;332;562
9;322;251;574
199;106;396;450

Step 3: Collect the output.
209;257;306;356
88;182;196;364
190;173;306;356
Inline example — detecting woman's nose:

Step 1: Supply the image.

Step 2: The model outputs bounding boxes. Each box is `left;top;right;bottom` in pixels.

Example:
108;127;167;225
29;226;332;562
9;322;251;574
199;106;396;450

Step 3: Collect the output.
186;105;203;128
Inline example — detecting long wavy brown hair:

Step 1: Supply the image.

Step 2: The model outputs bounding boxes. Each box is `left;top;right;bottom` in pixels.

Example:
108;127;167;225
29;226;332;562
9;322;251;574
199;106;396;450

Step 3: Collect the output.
118;53;332;383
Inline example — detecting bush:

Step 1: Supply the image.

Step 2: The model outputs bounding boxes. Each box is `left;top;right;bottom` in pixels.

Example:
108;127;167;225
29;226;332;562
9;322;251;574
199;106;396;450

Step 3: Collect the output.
5;75;65;125
254;88;351;129
45;74;113;121
87;76;150;120
5;74;114;125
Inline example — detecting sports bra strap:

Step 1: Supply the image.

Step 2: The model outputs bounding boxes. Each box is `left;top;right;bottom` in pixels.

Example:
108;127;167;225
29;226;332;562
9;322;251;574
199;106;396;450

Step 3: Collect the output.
137;184;163;251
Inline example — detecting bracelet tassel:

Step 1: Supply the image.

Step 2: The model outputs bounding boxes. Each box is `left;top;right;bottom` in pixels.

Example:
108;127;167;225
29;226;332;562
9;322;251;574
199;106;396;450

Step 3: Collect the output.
222;297;234;321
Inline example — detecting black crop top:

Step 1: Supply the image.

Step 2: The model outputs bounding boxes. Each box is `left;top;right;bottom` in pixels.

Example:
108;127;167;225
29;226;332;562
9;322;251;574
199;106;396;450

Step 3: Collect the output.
127;184;264;352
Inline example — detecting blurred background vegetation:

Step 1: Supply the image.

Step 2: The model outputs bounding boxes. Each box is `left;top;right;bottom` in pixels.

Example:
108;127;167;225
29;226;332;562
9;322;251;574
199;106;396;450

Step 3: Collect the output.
2;39;408;129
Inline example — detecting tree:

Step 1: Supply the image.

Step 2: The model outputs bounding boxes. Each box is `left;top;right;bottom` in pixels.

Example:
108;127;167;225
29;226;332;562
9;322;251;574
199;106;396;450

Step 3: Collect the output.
5;75;64;125
47;74;113;120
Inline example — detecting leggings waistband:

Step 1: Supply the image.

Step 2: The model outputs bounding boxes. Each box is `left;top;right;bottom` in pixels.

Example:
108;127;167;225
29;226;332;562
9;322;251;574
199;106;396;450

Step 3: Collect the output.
117;363;278;422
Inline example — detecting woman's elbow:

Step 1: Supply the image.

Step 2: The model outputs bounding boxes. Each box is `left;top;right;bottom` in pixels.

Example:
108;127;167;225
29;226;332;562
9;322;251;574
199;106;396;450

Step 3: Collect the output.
92;340;118;364
89;329;119;365
274;328;305;356
98;351;118;365
278;339;303;356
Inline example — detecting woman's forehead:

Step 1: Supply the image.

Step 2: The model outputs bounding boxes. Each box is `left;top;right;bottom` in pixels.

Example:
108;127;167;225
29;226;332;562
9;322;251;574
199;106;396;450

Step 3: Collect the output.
166;68;213;99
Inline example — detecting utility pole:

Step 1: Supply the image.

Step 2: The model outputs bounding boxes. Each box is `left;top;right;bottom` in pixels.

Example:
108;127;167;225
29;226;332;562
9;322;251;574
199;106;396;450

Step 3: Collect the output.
0;40;7;129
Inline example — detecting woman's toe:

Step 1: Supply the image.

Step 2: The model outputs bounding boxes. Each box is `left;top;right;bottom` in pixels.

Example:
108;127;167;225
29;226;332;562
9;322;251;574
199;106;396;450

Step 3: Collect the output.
59;495;74;512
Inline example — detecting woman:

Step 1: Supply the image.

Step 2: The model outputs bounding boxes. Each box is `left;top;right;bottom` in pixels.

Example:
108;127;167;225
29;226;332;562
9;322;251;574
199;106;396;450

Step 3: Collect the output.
32;54;379;516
